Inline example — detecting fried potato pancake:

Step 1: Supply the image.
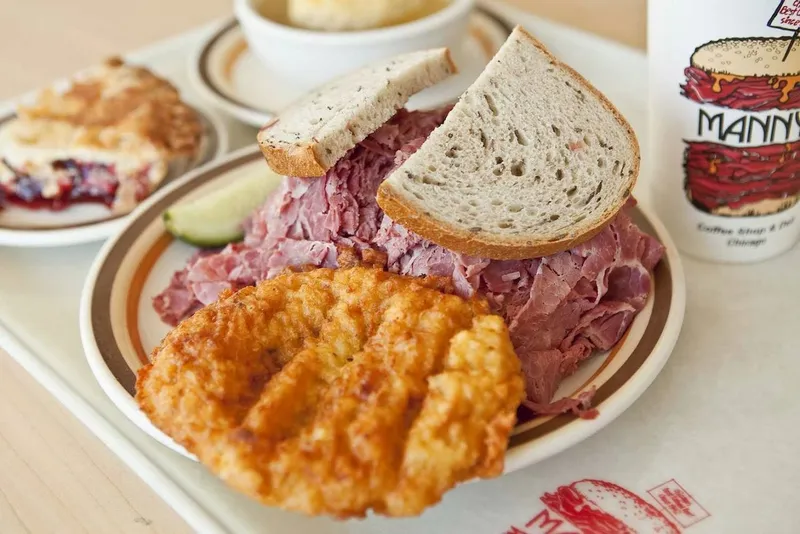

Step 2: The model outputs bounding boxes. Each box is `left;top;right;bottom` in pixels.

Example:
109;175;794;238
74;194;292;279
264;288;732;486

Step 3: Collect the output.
136;266;525;518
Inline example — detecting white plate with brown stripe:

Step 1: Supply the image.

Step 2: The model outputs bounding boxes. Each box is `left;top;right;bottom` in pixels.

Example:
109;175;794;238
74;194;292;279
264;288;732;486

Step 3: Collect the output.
190;9;513;127
79;145;686;474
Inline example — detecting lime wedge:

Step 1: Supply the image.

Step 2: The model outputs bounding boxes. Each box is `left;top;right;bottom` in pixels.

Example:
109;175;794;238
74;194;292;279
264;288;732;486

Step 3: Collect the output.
163;168;282;248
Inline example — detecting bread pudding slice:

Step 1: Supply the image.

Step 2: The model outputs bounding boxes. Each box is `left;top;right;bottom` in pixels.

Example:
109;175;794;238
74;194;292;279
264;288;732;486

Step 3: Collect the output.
0;57;204;213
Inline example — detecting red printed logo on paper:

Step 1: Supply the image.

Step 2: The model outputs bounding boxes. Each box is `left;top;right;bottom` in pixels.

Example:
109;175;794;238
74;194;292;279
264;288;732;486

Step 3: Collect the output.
502;478;710;534
647;479;711;528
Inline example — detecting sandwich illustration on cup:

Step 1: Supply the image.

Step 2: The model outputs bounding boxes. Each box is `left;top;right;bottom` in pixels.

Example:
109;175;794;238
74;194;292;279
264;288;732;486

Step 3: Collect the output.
680;35;800;217
683;37;800;111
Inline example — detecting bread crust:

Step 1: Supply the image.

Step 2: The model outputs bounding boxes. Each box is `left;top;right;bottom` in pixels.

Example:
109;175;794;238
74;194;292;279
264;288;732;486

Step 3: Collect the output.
256;49;457;179
377;183;629;260
258;119;329;177
377;26;640;260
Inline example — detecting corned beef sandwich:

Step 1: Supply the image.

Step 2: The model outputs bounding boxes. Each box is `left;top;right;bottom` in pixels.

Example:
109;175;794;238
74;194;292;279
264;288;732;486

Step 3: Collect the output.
155;27;664;417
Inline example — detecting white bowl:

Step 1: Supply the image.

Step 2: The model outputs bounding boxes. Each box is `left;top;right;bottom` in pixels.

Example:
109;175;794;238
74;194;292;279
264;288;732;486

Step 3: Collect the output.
233;0;475;99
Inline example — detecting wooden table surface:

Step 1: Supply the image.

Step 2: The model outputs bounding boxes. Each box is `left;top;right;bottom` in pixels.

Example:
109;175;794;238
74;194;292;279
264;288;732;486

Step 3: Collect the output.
0;1;644;532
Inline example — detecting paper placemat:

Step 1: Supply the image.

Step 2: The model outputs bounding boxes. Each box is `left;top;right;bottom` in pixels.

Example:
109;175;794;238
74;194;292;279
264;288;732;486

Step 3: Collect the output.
0;3;797;532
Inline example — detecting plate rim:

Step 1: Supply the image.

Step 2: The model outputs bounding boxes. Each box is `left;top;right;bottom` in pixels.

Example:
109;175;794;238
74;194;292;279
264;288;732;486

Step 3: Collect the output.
189;8;514;127
80;147;263;458
504;206;686;473
80;144;686;467
0;106;230;248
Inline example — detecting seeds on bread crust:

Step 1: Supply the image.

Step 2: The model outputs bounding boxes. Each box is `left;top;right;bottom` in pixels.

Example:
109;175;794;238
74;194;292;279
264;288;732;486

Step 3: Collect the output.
257;49;457;177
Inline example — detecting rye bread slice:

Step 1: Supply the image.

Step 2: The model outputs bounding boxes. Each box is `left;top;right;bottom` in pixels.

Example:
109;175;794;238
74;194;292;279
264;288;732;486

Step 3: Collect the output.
376;26;639;260
257;48;456;177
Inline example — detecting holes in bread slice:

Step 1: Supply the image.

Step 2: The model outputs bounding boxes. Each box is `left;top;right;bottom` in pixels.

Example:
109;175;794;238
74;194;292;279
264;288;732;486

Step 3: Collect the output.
379;54;635;250
582;182;604;206
492;156;505;177
484;93;499;116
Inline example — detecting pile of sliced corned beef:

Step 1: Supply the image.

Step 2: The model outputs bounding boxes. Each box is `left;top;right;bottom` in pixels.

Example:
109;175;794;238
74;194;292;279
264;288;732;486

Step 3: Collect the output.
154;107;664;417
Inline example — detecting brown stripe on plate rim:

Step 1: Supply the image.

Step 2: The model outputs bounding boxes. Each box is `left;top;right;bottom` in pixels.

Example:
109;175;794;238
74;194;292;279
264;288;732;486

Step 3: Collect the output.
198;19;255;112
91;150;265;395
512;326;632;435
126;232;176;367
469;6;513;57
197;7;514;117
0;108;221;231
222;39;249;82
470;26;497;59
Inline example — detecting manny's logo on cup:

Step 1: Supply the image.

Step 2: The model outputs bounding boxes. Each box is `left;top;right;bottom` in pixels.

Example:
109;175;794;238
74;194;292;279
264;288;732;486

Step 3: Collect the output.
677;0;800;221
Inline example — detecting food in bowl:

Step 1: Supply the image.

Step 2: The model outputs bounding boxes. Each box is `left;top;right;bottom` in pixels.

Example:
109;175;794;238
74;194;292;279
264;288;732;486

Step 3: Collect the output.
286;0;451;31
233;0;474;96
0;57;205;213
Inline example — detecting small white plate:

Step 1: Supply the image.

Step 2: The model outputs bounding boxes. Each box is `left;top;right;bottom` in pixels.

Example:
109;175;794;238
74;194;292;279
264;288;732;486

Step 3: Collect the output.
80;146;686;470
0;108;229;248
190;9;513;127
